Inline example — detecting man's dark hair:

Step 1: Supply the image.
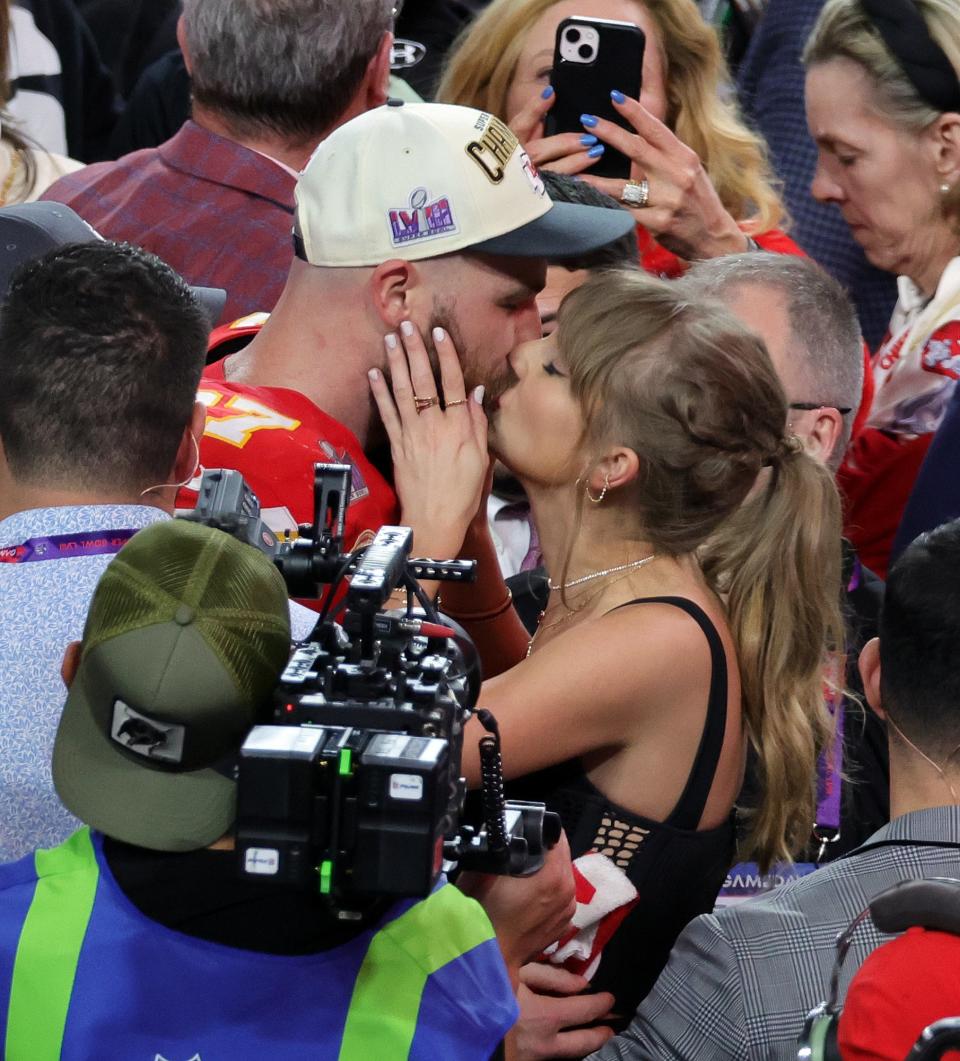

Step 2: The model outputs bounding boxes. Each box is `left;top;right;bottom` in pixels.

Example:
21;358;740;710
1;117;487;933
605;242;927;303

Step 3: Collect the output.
541;170;639;271
0;241;208;492
181;0;393;144
880;518;960;756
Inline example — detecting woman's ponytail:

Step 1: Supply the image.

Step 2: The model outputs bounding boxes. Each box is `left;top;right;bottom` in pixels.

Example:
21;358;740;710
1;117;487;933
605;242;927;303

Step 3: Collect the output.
701;443;845;871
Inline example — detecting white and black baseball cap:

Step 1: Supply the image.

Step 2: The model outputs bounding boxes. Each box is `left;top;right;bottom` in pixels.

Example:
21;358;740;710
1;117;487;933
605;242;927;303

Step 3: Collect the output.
294;101;635;267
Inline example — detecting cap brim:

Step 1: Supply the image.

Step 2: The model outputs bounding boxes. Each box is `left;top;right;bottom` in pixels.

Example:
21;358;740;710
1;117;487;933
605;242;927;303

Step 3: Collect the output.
53;654;236;853
0;202;224;327
190;286;227;329
469;200;636;260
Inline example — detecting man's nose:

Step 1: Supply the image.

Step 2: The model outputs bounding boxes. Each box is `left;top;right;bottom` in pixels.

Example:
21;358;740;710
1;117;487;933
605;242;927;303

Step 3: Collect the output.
516;300;543;343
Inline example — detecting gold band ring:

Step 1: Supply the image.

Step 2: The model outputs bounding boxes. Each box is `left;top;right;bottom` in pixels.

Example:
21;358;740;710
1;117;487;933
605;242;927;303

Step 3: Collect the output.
414;395;439;413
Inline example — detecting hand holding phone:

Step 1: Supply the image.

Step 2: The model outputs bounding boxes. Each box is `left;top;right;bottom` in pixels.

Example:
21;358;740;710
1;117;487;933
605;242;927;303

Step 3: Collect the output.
544;17;645;181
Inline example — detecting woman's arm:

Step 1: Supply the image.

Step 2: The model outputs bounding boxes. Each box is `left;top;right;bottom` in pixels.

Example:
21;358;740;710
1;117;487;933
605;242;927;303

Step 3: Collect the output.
460;602;712;789
441;510;531;678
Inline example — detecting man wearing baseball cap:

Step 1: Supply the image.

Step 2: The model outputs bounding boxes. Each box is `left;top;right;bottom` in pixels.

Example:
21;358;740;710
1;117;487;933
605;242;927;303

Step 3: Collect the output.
178;100;635;563
0;519;529;1059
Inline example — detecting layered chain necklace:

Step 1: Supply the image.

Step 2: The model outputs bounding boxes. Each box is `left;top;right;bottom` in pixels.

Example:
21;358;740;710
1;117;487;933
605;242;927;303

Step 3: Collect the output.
527;553;657;658
547;554;658;591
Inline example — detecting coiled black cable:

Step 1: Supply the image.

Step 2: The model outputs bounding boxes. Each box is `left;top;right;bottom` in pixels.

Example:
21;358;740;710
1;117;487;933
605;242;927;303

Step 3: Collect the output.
476;709;508;855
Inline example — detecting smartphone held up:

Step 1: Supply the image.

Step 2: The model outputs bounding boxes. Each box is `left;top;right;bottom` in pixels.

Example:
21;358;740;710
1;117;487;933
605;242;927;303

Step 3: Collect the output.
545;16;645;180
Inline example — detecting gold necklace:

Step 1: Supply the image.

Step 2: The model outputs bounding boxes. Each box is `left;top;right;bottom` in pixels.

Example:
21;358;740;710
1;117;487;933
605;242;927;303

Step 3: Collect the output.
526;558;658;658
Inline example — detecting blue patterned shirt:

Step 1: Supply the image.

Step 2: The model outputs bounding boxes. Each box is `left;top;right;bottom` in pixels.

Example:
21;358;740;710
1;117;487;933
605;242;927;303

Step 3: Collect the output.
0;505;170;861
0;503;327;861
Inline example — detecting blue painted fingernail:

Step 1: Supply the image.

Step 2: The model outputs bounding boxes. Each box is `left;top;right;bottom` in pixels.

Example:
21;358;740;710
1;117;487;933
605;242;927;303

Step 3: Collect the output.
580;113;598;128
541;85;555;100
587;144;605;158
579;134;598;146
611;89;626;104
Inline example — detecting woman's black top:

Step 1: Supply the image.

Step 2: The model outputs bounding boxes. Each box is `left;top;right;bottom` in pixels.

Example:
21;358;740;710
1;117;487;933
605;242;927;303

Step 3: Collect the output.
506;596;736;1018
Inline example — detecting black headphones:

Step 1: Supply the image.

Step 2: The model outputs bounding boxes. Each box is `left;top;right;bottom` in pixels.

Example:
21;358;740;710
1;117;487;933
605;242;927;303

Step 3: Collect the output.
798;877;960;1061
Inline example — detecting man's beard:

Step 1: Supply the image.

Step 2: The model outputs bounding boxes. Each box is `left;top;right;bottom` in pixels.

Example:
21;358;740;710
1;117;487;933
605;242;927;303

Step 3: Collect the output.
429;298;518;414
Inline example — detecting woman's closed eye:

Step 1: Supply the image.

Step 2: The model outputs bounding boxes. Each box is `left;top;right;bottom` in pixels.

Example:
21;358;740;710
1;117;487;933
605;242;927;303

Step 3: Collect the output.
543;361;568;377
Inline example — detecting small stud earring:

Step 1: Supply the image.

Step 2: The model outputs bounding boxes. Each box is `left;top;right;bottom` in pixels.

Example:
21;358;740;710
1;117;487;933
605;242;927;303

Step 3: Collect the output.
941;182;953;195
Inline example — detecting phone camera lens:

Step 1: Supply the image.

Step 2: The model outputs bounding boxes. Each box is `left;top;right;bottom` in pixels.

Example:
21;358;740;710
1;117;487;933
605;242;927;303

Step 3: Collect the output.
566;27;581;43
578;43;594;60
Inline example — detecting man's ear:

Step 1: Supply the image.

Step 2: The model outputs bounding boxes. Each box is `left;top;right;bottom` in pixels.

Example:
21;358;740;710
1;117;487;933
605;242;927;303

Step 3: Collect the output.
61;641;82;690
173;401;206;484
804;408;844;467
370;258;419;331
365;30;394;109
858;637;885;720
176;14;192;75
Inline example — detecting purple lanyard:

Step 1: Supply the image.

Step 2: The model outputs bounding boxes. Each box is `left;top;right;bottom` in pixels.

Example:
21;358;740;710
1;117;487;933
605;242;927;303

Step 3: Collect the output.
0;529;138;564
812;558;862;855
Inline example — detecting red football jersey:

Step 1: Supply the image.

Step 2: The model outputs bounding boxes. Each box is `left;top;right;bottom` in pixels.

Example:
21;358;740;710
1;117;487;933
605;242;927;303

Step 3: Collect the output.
178;358;399;553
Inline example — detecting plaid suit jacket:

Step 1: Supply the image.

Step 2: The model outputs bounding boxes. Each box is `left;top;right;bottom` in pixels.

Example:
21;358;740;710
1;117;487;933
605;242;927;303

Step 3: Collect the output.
40;121;296;324
588;806;960;1061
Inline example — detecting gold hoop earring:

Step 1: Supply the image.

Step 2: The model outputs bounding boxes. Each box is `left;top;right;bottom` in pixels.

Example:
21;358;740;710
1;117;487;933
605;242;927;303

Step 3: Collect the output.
586;474;610;504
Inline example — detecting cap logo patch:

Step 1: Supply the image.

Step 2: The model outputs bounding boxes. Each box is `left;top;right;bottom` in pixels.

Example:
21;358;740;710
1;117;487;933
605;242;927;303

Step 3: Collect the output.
466;114;518;185
111;699;186;764
388;187;458;247
520;150;545;197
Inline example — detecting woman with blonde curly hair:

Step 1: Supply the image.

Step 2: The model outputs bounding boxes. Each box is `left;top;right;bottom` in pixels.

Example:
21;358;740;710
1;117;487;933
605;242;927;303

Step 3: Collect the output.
437;0;798;274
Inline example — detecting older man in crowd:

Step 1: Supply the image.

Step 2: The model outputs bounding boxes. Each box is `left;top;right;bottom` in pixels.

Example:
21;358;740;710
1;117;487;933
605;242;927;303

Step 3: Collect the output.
40;0;395;321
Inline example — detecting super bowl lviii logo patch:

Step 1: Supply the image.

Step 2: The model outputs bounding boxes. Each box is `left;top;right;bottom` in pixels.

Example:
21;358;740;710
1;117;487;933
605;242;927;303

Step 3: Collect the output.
389;188;458;248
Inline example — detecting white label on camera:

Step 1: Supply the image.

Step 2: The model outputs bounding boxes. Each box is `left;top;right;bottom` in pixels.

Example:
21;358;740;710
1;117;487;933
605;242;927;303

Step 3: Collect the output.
244;848;280;875
389;774;424;801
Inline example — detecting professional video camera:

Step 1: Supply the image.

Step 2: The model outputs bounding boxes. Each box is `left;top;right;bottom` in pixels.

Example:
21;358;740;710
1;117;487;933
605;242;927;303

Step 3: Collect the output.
184;465;559;910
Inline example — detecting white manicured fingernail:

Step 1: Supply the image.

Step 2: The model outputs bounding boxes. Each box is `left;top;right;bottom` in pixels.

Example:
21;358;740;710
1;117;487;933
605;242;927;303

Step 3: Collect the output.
433;326;446;344
473;385;485;404
384;333;398;350
368;368;380;381
400;320;415;337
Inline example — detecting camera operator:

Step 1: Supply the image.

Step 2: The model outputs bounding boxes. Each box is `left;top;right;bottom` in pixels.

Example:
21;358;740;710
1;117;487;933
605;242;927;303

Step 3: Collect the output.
0;234;317;864
0;518;573;1059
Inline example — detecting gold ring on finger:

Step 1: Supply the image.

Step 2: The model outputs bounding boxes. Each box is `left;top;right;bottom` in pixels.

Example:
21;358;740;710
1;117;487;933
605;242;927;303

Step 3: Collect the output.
414;395;440;414
445;398;469;408
621;178;650;208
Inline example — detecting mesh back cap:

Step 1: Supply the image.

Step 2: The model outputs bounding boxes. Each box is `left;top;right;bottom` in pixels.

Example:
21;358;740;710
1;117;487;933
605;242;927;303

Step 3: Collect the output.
53;520;292;852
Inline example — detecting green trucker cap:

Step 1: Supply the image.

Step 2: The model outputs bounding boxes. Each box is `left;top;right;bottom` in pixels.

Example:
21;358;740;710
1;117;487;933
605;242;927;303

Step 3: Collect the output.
53;519;292;852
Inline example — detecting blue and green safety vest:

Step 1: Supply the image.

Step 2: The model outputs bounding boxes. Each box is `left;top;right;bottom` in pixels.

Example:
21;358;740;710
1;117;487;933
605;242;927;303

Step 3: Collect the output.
0;829;517;1059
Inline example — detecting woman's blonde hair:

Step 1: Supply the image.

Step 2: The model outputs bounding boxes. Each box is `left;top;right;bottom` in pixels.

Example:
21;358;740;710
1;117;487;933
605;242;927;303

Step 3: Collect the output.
557;269;845;870
436;0;783;233
804;0;960;221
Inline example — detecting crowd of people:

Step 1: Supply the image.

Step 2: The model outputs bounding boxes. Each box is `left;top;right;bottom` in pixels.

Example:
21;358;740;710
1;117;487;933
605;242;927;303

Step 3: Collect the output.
2;0;960;1058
